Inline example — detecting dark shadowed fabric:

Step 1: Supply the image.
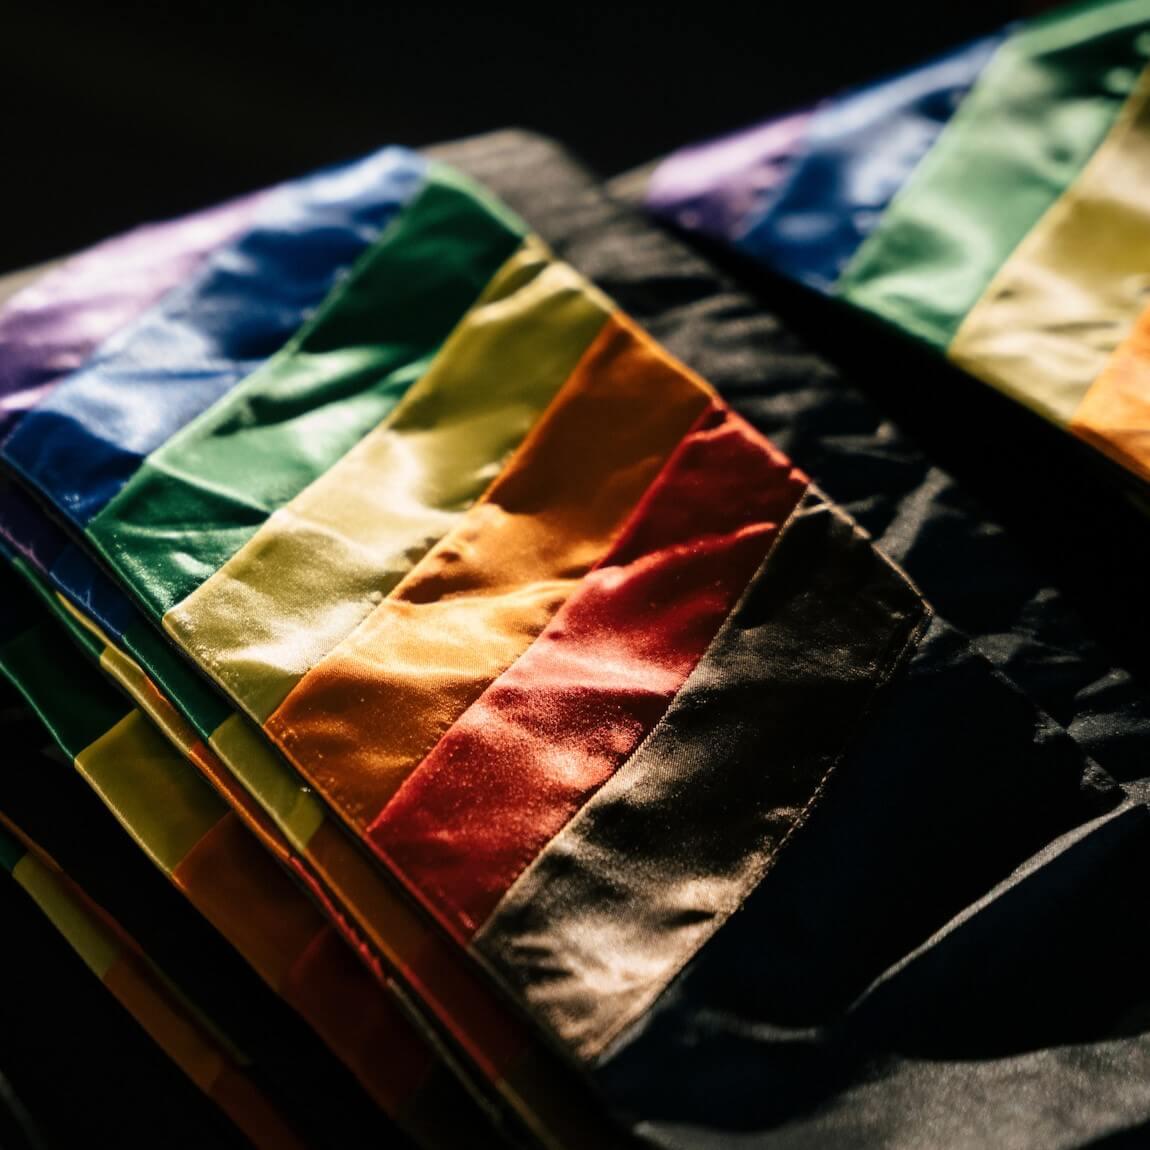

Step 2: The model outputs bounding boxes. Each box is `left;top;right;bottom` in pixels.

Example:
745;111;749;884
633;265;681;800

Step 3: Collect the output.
435;130;1150;1148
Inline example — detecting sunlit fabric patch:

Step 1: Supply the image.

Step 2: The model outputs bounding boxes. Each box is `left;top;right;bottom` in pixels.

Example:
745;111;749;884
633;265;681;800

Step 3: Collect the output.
644;1;1150;489
3;121;1150;1150
1;147;426;526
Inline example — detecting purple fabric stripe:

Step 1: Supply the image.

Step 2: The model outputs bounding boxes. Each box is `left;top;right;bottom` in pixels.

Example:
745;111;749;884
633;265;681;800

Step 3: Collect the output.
645;110;813;241
0;190;266;438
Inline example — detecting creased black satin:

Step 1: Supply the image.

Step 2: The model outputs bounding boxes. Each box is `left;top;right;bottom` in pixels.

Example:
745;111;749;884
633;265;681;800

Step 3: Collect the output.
438;131;1150;1148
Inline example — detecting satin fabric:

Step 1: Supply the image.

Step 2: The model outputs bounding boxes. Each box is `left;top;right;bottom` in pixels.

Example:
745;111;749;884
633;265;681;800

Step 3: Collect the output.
367;402;806;940
0;589;489;1148
5;541;616;1145
1071;303;1150;479
737;32;1004;293
949;64;1150;424
477;489;927;1061
0;824;306;1150
0;191;266;437
0;621;411;1150
838;0;1150;348
1;147;427;527
166;242;612;723
0;634;387;1150
472;127;1150;780
645;112;812;241
453;130;1150;1143
87;166;528;617
266;313;716;828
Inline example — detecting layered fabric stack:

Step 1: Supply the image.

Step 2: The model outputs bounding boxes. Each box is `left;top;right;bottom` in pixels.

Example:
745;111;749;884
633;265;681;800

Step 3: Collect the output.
3;31;1150;1149
645;0;1150;491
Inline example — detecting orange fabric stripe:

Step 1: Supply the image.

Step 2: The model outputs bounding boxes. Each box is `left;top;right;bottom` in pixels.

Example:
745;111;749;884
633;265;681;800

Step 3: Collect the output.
1070;305;1150;483
266;313;715;826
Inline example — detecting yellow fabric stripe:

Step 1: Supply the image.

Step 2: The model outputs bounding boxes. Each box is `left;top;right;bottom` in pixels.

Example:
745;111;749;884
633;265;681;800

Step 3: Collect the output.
163;239;613;723
949;63;1150;424
209;714;325;850
11;852;122;978
75;711;225;874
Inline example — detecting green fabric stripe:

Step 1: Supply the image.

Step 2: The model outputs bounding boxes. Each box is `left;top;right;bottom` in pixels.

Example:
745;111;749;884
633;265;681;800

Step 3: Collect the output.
838;0;1150;349
0;828;24;873
0;622;130;757
87;163;529;619
121;619;230;740
8;556;104;664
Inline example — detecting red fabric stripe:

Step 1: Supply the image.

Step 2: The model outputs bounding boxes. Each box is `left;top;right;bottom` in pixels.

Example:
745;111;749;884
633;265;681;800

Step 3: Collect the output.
368;403;807;939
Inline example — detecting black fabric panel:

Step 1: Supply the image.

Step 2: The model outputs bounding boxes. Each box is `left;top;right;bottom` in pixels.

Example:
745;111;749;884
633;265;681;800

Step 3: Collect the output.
437;129;1150;786
436;131;1150;1147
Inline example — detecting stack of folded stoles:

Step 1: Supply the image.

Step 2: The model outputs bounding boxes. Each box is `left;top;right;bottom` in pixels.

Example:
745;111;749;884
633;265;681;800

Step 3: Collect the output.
3;4;1150;1146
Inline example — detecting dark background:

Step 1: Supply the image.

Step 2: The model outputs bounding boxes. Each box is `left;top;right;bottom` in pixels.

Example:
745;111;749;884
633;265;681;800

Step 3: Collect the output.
4;2;1021;273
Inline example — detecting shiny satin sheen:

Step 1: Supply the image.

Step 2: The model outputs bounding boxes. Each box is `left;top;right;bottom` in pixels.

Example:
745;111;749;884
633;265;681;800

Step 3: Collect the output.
87;164;528;617
739;32;1004;292
0;586;475;1140
0;191;266;439
645;111;813;242
2;147;427;527
166;241;612;723
266;313;716;828
368;403;806;940
476;491;927;1060
949;64;1150;424
838;0;1150;348
1071;303;1150;480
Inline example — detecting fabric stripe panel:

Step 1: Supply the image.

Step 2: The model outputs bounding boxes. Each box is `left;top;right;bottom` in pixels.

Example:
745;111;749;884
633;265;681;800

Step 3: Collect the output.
837;1;1150;348
0;192;265;437
739;30;1005;292
644;112;813;242
949;65;1150;423
1;826;311;1150
266;312;716;828
2;148;426;527
1071;304;1150;479
4;637;446;1126
368;404;807;938
164;245;612;723
476;490;928;1061
86;163;529;618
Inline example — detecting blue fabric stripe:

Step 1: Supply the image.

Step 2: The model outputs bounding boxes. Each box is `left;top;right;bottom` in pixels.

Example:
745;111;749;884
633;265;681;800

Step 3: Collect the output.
1;146;427;527
738;31;1007;293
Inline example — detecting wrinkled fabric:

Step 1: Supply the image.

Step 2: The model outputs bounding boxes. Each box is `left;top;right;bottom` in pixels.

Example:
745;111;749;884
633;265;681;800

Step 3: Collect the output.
949;65;1150;423
477;490;926;1062
87;166;527;616
2;147;427;526
449;129;1150;782
0;191;266;438
838;0;1150;348
740;31;1004;292
167;244;610;723
269;314;716;829
442;129;1150;1145
368;402;804;940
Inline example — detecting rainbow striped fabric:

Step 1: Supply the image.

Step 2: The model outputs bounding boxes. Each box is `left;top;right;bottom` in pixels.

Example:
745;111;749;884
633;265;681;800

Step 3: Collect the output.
2;65;1150;1148
646;0;1150;489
